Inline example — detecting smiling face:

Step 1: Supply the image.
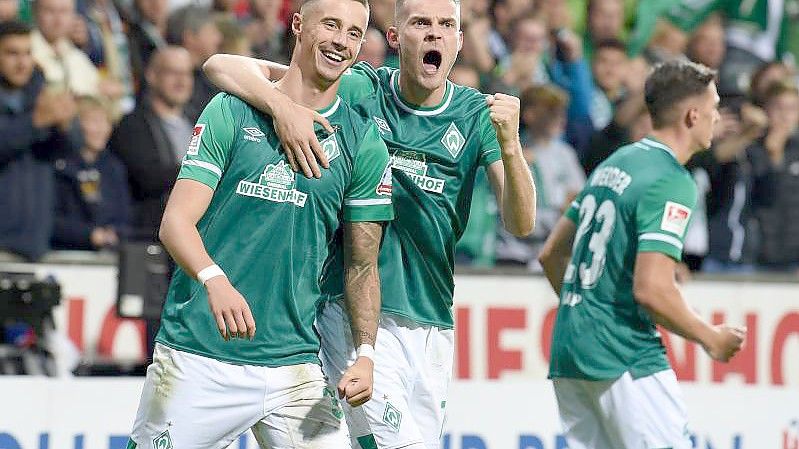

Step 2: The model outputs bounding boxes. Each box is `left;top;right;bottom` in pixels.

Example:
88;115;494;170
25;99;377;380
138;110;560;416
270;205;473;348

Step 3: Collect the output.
293;0;368;86
389;0;462;92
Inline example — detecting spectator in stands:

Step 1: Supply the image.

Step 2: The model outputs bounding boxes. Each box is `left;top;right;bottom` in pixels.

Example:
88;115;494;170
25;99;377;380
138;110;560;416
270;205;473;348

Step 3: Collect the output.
127;0;168;89
74;0;136;115
52;96;130;250
690;102;772;273
0;21;81;260
166;5;221;122
582;100;652;174
667;0;793;96
109;46;193;240
31;0;104;98
495;14;594;155
458;0;502;75
590;38;627;130
686;14;725;71
750;61;794;107
497;84;585;268
357;27;386;68
245;0;286;62
754;81;799;273
583;0;624;60
216;15;251;56
449;63;481;89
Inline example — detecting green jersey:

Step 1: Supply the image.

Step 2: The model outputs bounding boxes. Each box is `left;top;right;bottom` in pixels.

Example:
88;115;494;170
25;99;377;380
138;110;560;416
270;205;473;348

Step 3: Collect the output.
319;62;502;328
156;93;394;367
549;137;697;381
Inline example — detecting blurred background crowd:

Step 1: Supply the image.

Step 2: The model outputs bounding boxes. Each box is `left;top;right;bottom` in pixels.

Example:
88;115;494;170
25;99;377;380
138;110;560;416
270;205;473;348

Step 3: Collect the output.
0;0;798;276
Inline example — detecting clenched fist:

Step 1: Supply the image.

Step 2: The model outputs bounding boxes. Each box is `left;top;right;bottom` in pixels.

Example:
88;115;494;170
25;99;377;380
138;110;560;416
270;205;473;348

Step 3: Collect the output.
486;93;521;147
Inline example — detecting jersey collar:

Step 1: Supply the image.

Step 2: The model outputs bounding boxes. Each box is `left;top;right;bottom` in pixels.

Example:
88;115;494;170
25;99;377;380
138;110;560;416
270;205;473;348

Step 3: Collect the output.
640;136;678;162
317;96;342;118
389;70;454;116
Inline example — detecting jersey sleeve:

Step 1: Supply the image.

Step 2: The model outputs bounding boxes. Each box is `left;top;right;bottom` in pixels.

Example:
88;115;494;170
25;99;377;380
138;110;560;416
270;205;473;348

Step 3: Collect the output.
178;93;236;190
564;189;586;223
344;123;394;222
477;107;502;167
338;61;380;105
635;174;698;260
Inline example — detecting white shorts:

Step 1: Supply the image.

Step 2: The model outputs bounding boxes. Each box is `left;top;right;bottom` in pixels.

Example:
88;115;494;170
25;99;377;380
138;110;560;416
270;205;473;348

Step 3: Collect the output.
128;343;351;449
317;301;454;449
553;370;691;449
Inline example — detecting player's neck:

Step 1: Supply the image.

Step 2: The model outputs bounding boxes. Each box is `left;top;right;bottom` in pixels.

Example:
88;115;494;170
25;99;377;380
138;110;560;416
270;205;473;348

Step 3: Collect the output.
646;130;694;165
274;65;339;111
397;71;447;108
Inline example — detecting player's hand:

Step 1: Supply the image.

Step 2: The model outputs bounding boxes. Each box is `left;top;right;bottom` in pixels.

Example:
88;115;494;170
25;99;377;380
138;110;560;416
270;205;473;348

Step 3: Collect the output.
337;356;374;407
704;325;746;362
205;276;256;341
487;93;521;147
271;95;335;179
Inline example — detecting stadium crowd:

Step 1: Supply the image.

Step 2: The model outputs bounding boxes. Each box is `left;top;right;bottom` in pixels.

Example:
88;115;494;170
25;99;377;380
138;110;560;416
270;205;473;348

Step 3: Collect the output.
0;0;797;275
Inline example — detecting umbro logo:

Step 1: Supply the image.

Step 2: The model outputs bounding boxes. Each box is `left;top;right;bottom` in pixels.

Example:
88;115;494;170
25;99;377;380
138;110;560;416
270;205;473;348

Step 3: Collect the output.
243;127;265;142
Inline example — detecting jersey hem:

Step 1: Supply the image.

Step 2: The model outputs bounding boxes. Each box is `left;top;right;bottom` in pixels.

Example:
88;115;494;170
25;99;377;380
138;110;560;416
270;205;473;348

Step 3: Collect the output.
380;306;454;329
548;365;671;381
154;338;321;368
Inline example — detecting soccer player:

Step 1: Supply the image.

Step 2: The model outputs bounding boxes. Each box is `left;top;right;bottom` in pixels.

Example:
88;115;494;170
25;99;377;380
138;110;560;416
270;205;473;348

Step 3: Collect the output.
202;0;536;448
126;1;394;448
538;60;746;448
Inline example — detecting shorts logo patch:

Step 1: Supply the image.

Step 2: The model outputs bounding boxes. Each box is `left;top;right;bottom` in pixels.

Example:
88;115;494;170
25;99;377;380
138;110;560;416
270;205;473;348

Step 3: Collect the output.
660;201;692;237
383;402;402;432
236;160;308;207
152;430;172;449
323;386;344;420
320;134;341;163
376;162;393;196
441;122;465;158
187;124;205;155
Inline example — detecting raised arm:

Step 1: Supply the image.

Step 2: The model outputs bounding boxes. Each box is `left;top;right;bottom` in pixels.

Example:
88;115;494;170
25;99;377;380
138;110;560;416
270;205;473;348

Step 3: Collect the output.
486;93;536;237
202;54;288;112
202;54;334;178
337;221;384;407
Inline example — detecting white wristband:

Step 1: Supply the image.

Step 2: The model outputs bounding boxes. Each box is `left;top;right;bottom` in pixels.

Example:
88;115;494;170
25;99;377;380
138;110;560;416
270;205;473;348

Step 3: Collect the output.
356;344;375;360
197;264;226;285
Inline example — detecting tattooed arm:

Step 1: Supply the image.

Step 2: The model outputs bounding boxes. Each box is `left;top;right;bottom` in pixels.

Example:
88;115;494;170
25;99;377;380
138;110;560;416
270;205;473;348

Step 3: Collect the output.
337;221;383;406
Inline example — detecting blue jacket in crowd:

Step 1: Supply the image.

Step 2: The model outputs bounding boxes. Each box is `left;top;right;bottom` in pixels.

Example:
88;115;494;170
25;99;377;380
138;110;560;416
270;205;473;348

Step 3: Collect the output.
0;71;82;260
52;150;132;250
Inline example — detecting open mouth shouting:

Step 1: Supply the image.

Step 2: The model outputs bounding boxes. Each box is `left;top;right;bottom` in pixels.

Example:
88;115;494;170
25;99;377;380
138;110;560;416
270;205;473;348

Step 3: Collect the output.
422;50;443;75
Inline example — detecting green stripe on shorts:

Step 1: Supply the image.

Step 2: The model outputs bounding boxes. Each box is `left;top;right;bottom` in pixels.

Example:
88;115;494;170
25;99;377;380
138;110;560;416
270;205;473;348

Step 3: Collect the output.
356;434;378;449
126;440;137;449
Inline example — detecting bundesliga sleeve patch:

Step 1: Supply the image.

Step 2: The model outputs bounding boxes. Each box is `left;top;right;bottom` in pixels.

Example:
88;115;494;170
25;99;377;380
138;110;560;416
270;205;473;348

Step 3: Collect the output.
376;162;393;196
660;201;692;237
187;124;205;156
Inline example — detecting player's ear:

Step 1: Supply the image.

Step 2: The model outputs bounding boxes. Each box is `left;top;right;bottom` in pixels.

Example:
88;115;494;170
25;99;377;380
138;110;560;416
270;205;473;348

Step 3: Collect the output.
291;12;303;38
685;106;699;129
457;29;463;52
386;26;400;50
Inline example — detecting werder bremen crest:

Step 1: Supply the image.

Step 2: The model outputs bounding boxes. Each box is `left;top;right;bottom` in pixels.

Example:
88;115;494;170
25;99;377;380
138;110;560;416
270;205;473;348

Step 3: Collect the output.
391;150;445;194
441;122;465;158
236;160;308;207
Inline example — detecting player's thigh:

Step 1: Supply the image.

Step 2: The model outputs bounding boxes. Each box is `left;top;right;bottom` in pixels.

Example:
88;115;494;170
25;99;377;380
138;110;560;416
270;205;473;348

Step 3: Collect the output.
252;364;350;449
599;370;691;449
129;344;262;449
552;378;615;449
409;327;454;449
